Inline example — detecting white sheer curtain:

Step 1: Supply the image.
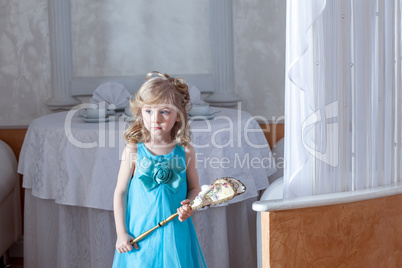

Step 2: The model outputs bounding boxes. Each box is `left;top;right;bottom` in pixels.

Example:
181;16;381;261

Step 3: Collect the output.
284;0;402;199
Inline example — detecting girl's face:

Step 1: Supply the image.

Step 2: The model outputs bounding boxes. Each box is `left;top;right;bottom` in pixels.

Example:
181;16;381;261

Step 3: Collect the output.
141;104;180;141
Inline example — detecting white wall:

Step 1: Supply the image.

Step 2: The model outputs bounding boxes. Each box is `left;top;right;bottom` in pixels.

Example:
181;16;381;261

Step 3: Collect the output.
0;0;285;126
0;0;52;126
71;1;211;77
233;0;286;122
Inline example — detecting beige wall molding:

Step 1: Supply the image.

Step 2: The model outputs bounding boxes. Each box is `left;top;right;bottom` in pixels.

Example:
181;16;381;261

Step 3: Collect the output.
45;0;79;110
46;0;240;110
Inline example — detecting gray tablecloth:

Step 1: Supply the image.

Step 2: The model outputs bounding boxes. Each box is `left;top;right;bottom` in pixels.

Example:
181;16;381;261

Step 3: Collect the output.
19;108;275;210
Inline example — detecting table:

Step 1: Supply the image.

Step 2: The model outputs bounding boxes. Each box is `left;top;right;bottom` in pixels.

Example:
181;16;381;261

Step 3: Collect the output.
18;108;275;268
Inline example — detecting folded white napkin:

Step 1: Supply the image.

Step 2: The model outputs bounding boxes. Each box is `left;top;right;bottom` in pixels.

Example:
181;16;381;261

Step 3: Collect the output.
188;84;205;105
90;82;131;110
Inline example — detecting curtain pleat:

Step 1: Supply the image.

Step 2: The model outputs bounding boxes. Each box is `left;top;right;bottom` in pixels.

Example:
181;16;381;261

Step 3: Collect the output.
284;0;402;199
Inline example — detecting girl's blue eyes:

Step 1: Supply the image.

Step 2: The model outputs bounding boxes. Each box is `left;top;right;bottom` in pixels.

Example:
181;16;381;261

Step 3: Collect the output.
144;110;170;114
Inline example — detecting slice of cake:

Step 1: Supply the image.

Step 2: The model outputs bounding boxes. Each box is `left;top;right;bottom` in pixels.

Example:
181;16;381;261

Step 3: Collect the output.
190;177;246;210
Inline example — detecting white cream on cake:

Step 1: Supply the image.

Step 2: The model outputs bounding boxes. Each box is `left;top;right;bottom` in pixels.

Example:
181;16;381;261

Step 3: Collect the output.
191;184;211;209
190;177;246;210
206;179;236;202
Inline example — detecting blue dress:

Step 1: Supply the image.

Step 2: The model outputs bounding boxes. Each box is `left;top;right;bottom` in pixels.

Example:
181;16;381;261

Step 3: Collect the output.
112;142;207;268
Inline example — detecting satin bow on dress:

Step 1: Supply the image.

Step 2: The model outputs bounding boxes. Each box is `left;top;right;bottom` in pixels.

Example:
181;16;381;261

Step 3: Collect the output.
136;156;186;193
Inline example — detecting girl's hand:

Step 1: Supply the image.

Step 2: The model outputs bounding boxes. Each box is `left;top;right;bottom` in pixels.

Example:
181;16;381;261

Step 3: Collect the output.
116;233;138;253
177;199;193;222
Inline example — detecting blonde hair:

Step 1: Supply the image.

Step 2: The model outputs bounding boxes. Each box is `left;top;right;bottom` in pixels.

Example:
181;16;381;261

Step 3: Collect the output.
124;71;192;146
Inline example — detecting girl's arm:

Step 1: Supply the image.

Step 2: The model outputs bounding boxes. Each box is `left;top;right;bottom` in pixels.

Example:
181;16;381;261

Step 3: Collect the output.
113;144;138;252
177;144;201;222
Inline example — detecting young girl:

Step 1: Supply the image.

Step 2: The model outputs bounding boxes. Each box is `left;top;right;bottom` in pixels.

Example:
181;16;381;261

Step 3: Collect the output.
112;72;207;267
